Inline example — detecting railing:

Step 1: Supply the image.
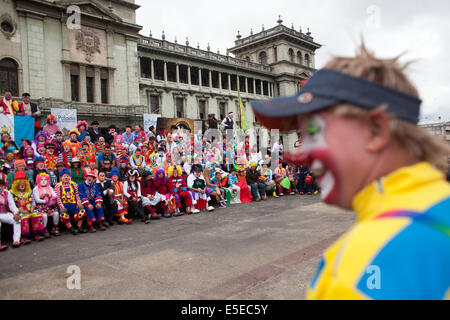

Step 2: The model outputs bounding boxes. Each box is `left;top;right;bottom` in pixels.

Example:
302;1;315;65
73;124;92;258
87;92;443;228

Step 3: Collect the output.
138;36;273;73
35;98;148;117
234;25;315;47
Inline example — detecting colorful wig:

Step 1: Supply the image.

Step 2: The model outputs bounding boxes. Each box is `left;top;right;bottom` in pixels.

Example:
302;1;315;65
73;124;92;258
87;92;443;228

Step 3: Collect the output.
167;165;182;177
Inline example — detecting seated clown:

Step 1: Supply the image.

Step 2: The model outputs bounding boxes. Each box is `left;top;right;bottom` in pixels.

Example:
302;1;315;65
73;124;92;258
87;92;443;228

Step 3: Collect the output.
10;171;45;244
78;172;106;232
167;165;193;214
54;169;87;235
0;180;22;249
32;173;60;237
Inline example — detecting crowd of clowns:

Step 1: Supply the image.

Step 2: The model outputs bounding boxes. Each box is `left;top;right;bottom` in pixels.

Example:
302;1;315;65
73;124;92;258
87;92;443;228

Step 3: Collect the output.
0;115;319;251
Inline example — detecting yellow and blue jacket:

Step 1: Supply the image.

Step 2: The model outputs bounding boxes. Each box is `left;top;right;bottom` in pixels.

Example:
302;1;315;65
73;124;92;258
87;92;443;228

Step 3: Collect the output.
307;162;450;300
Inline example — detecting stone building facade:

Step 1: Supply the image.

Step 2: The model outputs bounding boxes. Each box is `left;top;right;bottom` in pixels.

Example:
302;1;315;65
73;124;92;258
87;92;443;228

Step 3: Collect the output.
0;0;321;151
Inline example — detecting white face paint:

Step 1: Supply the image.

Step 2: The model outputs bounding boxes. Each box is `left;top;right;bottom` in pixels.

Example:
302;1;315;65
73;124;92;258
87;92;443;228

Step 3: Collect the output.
40;177;48;187
300;115;338;203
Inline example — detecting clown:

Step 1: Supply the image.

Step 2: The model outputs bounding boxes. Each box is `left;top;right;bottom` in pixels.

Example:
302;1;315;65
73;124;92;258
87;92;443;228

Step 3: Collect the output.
10;171;45;243
32;173;59;237
187;164;213;213
54;169;86;235
66;129;81;156
162;153;174;175
94;136;107;156
75;120;89;142
167;165;193;214
0;179;22;248
44;141;58;172
148;152;159;177
83;158;98;180
140;169;161;219
152;169;176;217
109;168;131;224
77;142;96;168
250;44;450;300
32;131;48;155
23;145;36;173
111;134;125;153
274;161;292;196
123;170;150;223
130;148;146;173
78;172;106;232
42;114;62;138
62;140;73;165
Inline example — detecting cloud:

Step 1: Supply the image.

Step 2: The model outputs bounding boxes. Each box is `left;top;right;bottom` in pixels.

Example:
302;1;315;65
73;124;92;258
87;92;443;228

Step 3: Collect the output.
135;0;450;120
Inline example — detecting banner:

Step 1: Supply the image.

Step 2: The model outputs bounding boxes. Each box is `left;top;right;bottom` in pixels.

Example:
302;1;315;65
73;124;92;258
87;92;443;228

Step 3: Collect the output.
143;113;161;132
238;89;249;132
0;114;35;149
51;108;77;132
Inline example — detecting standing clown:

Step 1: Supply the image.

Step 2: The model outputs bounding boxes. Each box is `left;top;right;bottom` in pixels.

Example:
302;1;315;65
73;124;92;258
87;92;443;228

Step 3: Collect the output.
10;171;45;243
54;169;86;235
78;172;106;232
32;173;60;237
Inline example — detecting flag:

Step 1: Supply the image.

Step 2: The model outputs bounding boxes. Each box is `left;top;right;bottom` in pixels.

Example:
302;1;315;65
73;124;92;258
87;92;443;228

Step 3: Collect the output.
238;88;250;132
0;115;35;149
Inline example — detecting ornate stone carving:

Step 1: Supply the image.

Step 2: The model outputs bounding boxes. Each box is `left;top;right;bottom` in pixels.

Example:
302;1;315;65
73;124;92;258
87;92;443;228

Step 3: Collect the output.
75;27;101;63
0;14;17;40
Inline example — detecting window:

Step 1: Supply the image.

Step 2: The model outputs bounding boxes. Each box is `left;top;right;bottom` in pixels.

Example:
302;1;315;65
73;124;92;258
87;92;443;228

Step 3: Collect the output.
176;97;184;118
259;51;267;65
70;75;79;101
0;58;18;96
199;100;206;120
219;102;226;120
274;47;278;62
101;79;108;104
297;51;303;65
86;76;94;103
288;49;295;62
150;95;160;114
305;54;311;67
140;57;151;79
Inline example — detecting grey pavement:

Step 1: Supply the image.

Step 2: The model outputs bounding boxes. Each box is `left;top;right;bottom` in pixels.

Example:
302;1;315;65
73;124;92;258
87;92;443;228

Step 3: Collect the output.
0;195;354;300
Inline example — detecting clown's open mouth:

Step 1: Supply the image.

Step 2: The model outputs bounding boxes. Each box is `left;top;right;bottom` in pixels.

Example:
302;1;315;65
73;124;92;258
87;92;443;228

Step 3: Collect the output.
310;159;335;200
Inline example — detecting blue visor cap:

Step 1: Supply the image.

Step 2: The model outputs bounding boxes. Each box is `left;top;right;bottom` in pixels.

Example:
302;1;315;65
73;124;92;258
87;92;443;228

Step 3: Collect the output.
251;69;422;131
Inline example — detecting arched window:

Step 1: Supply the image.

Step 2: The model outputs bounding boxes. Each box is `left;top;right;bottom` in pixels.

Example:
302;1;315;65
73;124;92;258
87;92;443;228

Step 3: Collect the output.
288;49;295;62
297;51;303;65
245;56;251;62
259;51;267;65
305;54;311;67
0;58;19;96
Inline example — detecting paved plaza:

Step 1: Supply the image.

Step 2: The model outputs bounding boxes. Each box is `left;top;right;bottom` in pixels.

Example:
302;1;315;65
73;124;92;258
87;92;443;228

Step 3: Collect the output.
0;195;354;300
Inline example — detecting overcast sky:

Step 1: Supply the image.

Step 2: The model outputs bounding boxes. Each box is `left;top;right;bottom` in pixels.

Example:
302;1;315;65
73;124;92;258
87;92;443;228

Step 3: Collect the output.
136;0;450;122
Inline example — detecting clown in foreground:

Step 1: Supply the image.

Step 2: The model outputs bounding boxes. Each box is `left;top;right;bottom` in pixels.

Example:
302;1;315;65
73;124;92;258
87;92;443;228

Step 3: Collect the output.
251;44;450;300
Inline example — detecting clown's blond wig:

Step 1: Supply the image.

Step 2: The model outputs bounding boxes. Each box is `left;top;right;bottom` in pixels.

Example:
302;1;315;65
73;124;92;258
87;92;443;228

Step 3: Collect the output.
325;43;450;171
168;166;182;177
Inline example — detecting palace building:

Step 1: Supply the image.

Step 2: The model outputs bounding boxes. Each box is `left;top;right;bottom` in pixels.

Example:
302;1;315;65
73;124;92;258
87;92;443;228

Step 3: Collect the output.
0;0;321;151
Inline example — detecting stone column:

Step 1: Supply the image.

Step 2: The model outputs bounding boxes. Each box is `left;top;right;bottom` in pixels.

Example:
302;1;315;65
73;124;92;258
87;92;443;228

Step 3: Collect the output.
244;77;248;93
228;74;231;93
94;67;101;104
260;81;264;96
108;69;114;104
253;79;256;95
164;61;168;84
188;66;191;86
150;59;155;80
79;65;87;103
199;68;202;88
176;63;180;83
219;72;222;90
63;63;71;102
209;70;212;88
